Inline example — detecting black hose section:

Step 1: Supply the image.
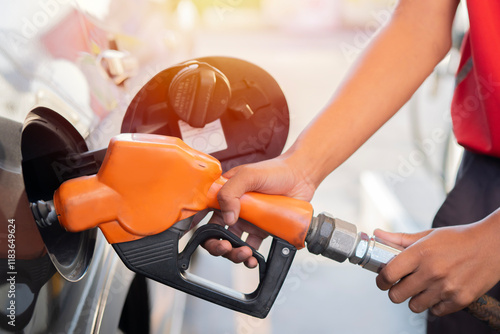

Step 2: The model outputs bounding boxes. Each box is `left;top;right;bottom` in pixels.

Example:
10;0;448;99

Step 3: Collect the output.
467;294;500;332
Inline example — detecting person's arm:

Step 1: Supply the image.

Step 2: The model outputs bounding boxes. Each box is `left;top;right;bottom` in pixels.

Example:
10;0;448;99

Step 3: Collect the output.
207;0;459;266
219;0;459;222
284;0;459;190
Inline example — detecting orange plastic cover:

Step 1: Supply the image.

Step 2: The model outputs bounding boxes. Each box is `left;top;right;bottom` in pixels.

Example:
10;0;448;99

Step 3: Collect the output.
53;133;313;248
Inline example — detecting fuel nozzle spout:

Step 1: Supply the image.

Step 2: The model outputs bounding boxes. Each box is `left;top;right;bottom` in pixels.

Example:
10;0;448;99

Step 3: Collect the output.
305;213;402;273
31;200;59;229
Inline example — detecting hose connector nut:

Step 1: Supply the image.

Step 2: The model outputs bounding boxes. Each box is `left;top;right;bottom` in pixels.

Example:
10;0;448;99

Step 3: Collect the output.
306;212;358;263
349;233;402;273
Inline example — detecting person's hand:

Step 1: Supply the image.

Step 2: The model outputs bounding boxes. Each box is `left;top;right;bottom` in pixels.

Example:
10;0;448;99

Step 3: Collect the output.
375;211;500;316
201;211;269;268
203;155;317;268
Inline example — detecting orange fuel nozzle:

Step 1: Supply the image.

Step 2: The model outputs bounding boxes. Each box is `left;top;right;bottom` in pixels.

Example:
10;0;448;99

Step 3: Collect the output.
53;133;313;248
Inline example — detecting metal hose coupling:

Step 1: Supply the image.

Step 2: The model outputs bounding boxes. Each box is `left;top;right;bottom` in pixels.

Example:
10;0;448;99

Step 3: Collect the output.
305;212;402;273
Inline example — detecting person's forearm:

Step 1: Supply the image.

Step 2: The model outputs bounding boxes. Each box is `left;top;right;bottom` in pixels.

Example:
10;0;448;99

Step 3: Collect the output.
285;0;459;188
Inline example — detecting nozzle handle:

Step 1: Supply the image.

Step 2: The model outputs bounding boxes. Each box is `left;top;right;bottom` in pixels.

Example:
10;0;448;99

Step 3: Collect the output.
113;223;296;319
207;177;313;249
178;224;267;280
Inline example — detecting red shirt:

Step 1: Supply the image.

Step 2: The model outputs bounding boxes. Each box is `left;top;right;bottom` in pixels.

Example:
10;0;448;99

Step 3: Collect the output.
451;1;500;157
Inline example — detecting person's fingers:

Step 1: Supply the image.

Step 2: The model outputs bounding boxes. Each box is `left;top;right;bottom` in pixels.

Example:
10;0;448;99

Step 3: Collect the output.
222;165;244;179
202;211;262;267
430;301;447;316
202;212;230;255
386;270;428;304
199;204;269;268
225;223;264;268
222;246;254;264
374;229;433;248
244;256;258;268
202;238;256;266
217;165;247;225
376;245;422;290
407;288;442;314
201;212;231;256
203;238;232;256
430;299;465;317
217;167;265;225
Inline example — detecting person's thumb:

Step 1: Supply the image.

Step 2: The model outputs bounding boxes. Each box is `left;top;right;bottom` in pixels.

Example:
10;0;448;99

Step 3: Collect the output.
374;228;432;248
217;166;262;225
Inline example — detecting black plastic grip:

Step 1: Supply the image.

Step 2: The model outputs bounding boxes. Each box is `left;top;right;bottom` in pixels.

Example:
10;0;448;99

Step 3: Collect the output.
113;224;296;318
178;224;267;280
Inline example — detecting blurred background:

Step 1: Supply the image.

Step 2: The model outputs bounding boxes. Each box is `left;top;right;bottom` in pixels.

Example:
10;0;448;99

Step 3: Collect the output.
0;0;469;333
